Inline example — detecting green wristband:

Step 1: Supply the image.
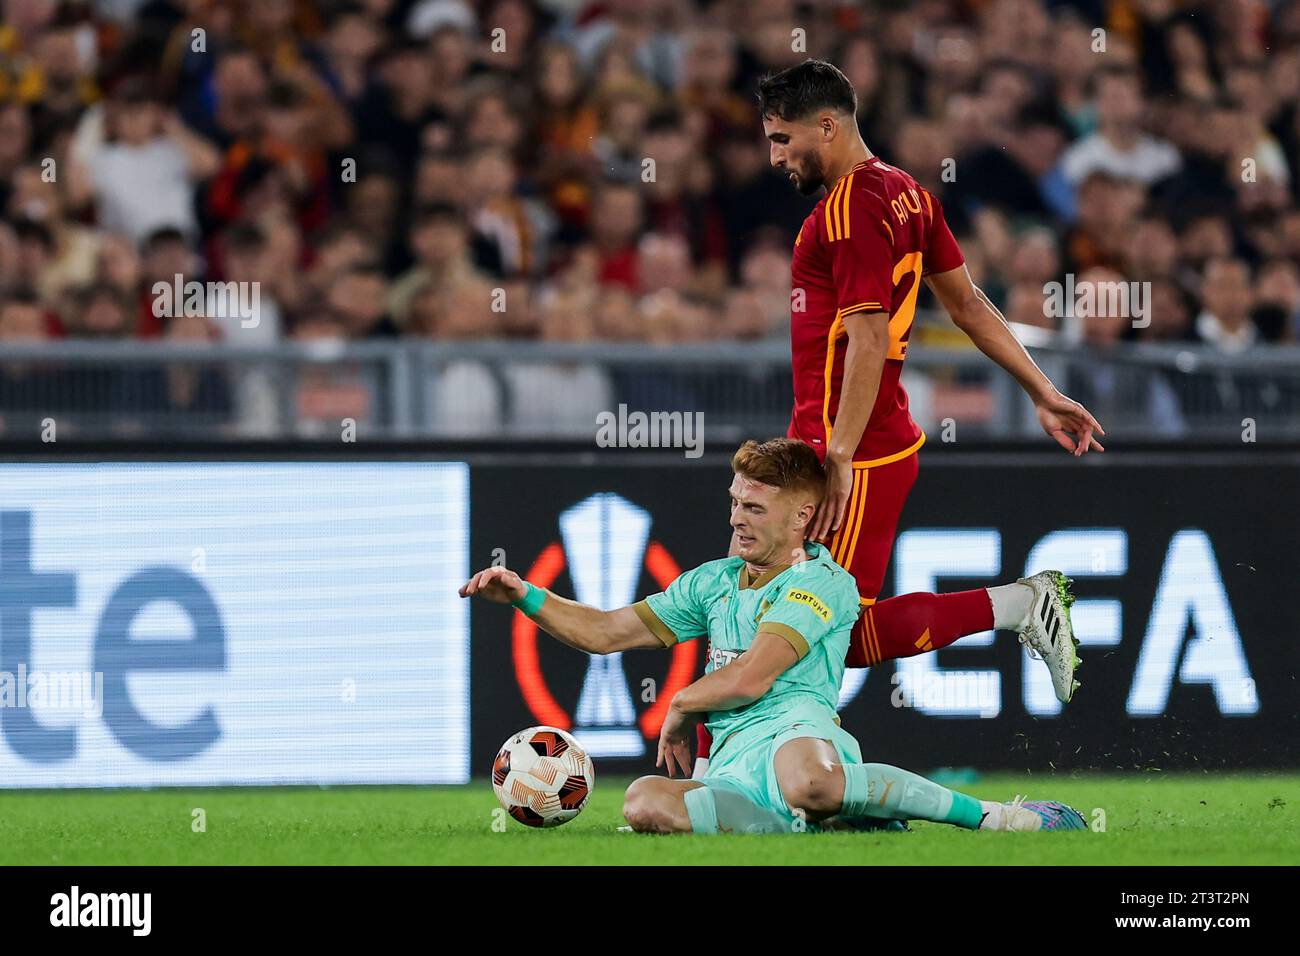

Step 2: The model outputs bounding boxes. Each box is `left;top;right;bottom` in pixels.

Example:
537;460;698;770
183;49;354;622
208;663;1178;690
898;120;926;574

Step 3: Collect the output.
512;582;546;616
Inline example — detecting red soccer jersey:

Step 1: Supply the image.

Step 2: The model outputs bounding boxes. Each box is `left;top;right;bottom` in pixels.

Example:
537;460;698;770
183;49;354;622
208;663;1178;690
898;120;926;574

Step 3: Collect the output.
788;158;965;464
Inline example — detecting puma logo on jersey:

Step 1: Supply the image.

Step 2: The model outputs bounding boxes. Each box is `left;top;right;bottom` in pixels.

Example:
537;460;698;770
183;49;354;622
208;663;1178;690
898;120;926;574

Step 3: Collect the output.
785;588;831;622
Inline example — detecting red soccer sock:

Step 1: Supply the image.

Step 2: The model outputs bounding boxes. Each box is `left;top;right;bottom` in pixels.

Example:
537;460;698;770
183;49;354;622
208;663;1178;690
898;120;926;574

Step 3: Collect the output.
695;722;712;760
846;589;994;668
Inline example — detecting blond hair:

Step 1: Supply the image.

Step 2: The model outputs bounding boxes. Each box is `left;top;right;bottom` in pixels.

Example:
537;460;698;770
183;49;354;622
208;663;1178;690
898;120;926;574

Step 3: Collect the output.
731;438;826;502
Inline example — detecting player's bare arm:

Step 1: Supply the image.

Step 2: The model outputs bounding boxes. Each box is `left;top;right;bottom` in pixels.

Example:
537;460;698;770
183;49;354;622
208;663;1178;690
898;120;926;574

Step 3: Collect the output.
926;264;1106;456
457;566;661;654
811;312;889;542
657;632;801;777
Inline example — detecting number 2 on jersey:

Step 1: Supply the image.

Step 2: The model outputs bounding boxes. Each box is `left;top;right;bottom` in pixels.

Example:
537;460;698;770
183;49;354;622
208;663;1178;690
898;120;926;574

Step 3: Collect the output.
888;252;923;361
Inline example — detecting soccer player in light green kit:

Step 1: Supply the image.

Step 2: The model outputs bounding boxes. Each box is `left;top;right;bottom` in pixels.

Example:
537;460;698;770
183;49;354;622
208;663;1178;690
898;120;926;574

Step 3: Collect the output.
460;438;1087;834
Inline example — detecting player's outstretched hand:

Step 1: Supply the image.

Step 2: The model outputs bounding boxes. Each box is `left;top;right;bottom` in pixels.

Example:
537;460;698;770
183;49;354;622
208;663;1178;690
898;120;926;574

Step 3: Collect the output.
656;701;698;779
458;566;528;604
1036;391;1106;457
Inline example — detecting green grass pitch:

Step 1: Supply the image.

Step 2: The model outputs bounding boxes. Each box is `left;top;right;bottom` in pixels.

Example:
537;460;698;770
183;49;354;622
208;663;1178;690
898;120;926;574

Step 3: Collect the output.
1;773;1294;865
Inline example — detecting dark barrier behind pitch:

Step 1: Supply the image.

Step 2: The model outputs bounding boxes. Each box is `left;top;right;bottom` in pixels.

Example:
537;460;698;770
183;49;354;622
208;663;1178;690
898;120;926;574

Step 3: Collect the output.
470;448;1299;773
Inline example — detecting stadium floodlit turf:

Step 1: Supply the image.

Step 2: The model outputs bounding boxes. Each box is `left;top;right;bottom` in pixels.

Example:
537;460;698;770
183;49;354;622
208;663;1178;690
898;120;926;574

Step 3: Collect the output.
1;773;1294;866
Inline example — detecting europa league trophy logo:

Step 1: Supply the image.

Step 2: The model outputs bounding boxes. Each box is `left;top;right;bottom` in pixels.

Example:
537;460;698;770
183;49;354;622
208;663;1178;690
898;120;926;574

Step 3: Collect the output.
560;494;648;758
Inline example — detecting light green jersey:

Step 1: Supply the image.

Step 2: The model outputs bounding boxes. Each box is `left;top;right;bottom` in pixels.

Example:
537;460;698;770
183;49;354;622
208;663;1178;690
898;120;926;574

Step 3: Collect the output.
633;542;859;746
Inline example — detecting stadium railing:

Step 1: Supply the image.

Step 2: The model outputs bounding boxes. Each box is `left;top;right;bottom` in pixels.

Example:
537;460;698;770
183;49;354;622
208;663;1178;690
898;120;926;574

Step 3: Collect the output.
2;335;1297;442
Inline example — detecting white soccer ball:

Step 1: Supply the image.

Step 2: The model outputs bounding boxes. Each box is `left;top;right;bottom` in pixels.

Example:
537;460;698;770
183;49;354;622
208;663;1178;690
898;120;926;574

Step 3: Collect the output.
492;726;595;828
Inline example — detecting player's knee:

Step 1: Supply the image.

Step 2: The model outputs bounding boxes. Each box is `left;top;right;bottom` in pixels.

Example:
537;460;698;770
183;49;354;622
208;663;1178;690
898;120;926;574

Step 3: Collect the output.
622;776;687;834
781;762;843;818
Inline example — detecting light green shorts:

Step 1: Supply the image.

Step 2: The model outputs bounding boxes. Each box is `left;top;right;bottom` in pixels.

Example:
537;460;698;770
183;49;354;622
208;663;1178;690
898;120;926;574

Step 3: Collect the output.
700;707;862;823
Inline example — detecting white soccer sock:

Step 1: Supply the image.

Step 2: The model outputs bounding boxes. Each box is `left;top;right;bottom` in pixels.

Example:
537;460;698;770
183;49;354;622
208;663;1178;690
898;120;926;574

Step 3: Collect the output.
987;582;1034;631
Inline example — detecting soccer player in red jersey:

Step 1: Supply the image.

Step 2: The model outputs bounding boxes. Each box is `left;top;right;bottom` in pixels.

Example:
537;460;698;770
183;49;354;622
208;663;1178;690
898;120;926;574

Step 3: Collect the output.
694;60;1106;776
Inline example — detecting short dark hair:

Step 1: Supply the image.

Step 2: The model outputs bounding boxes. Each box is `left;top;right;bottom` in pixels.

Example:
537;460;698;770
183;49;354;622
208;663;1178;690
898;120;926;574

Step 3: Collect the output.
112;75;159;105
1088;63;1140;97
412;202;462;230
224;221;266;253
142;226;187;253
13;218;54;251
756;59;857;122
0;289;41;310
79;281;129;309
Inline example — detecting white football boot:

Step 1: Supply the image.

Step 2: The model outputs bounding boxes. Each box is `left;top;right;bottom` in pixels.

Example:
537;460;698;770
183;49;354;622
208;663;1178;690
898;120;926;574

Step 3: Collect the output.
978;796;1043;831
1016;570;1081;703
978;795;1088;831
